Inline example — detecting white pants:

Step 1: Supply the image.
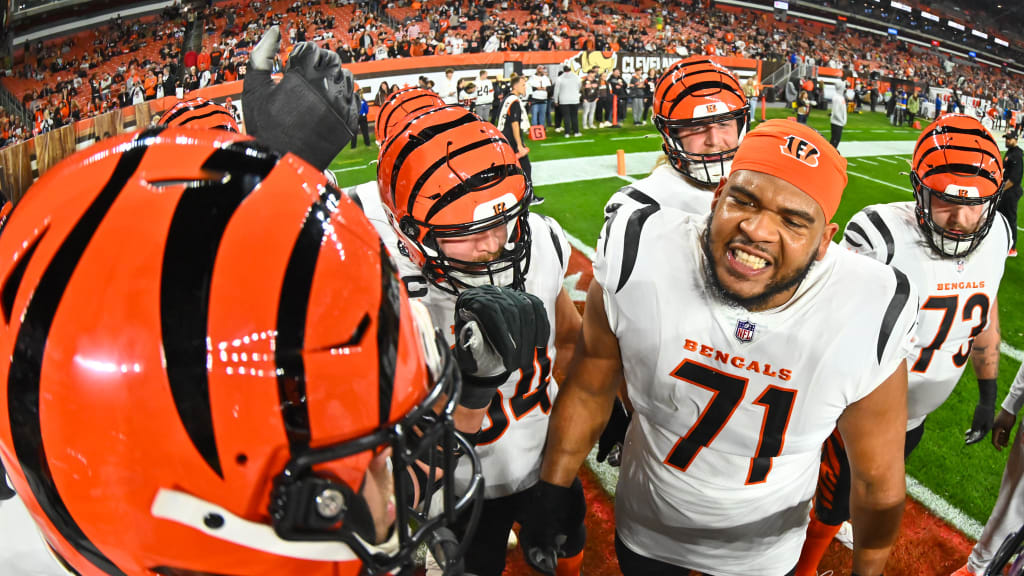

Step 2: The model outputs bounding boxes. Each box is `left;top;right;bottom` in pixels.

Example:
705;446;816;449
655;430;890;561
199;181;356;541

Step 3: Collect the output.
968;420;1024;573
582;100;597;127
749;97;759;122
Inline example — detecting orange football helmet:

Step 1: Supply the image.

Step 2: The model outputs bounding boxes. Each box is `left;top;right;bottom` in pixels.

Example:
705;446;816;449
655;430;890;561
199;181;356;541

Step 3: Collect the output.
653;56;749;187
377;105;532;295
0;127;482;575
911;113;1004;257
159;97;240;132
374;87;445;144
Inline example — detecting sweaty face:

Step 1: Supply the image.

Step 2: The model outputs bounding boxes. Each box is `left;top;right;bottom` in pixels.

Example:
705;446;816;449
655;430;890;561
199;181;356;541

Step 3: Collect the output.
930;194;985;235
436;225;507;264
673;119;740;158
703;170;837;311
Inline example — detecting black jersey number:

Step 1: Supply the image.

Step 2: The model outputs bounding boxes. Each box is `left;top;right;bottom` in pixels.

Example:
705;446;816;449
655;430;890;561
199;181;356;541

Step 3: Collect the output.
664;360;797;485
911;294;990;373
476;347;553;445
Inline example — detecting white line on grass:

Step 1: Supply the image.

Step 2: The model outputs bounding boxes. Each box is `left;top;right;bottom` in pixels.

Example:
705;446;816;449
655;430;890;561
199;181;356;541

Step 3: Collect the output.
876;157;899;164
847;170;913;194
541;139;595;146
611;135;655;141
563;228;1007;539
616;174;638;183
856;158;880;166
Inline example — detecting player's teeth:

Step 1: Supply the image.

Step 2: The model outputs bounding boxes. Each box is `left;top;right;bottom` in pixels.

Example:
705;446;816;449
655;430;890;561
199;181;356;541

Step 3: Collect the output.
733;249;767;270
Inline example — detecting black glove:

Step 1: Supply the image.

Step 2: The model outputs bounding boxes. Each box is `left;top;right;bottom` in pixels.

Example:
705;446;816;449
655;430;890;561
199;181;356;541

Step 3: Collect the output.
966;378;998;445
596;396;631;466
453;285;550;409
242;26;359;171
519;479;586;576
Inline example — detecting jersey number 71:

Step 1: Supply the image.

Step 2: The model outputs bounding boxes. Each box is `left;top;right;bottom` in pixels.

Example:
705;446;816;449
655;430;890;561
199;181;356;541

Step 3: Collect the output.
664;359;797;485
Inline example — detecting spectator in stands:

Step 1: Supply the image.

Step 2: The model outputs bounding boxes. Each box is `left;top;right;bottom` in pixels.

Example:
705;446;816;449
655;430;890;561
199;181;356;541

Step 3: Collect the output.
374;81;391;107
643;69;657;123
527;65;551;127
554;65;581;137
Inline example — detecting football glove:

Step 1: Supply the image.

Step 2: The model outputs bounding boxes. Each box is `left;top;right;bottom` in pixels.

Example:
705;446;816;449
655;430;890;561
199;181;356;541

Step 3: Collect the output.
519;478;587;576
965;378;997;445
242;26;359;171
454;285;549;409
596;396;631;466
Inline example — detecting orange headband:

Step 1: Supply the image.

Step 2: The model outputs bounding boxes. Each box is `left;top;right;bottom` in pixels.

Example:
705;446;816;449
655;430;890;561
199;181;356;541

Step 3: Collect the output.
729;120;848;221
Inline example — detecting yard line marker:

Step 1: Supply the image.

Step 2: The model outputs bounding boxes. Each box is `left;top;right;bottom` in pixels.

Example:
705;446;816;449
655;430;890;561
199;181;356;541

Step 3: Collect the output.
542;139;595;146
616;174;638;184
847;170;913;194
876;157;899;164
611;135;655;141
856;158;879;166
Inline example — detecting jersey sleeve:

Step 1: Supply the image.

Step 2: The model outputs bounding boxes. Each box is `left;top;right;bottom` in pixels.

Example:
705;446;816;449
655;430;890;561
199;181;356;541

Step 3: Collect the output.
535;213;571;279
594;189;662;332
841;207;896;265
857;266;920;404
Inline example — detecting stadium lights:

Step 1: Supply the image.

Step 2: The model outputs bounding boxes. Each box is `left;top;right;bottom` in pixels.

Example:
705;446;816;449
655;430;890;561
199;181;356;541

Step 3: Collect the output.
972;29;988;39
887;27;898;35
773;0;788;9
891;1;912;12
948;20;965;31
995;38;1009;47
920;10;940;22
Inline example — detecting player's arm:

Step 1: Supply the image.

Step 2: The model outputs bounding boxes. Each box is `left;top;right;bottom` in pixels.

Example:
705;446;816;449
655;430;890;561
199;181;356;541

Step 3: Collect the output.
511;114;528;156
993;362;1024;450
552;287;582;385
541;279;623;487
839;359;908;576
966;300;1000;444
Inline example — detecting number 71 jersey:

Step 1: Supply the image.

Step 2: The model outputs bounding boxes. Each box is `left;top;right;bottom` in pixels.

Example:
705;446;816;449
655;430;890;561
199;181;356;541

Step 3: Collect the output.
842;201;1010;430
595;205;918;575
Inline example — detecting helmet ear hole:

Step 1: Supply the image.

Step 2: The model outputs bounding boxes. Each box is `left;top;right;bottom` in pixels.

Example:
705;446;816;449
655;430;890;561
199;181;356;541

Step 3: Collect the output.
400;217;419;240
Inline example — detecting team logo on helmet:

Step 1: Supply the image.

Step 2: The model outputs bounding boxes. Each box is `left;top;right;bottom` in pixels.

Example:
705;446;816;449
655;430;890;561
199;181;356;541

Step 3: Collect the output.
780;135;820;167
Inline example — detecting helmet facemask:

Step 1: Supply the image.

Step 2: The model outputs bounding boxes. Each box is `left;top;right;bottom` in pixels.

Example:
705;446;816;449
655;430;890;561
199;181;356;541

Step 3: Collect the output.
912;171;1003;258
655;106;748;188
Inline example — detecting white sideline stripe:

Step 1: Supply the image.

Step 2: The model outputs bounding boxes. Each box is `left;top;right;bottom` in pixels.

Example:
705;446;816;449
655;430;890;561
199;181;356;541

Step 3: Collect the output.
565;232;1004;539
611;135;655;141
856;158;880;166
540;139;595;146
847;170;913;194
905;476;983;540
617;174;639;183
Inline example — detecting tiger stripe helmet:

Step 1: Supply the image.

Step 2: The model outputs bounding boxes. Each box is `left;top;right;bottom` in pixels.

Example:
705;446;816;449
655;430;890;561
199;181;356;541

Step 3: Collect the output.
0;127;481;576
375;87;445;144
377;104;532;295
653;56;749;187
911;113;1004;257
159;97;240;132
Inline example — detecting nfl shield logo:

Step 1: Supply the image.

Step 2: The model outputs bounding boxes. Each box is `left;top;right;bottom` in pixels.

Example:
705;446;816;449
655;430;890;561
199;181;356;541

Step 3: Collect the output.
956;258;966;273
736;320;756;343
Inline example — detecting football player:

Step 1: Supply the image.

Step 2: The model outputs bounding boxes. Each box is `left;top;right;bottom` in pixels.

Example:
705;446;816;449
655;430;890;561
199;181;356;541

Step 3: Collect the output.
606;56;749;216
797;113;1010;575
366;102;584;576
521;120;918;576
595;56;751;468
158;97;240;132
0;127;495;576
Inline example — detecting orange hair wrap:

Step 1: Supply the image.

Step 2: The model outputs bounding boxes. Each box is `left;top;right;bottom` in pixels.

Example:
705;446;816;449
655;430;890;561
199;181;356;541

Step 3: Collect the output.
729;119;848;221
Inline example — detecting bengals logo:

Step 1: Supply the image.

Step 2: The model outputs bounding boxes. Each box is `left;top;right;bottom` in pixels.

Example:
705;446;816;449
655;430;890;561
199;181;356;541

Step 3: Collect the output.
707;103;718;113
493;202;507;215
780;135;820;167
957;188;970;197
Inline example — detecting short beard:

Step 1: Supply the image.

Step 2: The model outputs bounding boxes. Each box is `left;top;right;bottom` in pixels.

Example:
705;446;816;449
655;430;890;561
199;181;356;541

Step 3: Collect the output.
700;217;819;311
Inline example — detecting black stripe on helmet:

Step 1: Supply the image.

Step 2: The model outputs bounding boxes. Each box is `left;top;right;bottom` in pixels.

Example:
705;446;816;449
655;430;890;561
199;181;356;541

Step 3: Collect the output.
7;135;152;576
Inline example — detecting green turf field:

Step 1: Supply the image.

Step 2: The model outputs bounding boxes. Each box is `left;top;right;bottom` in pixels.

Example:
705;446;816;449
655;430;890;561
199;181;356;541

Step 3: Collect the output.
329;107;1022;528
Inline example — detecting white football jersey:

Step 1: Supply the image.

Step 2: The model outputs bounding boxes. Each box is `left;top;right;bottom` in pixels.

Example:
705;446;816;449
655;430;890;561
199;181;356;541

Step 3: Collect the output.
0;494;71;575
604;163;714;217
596;203;918;575
842;201;1010;430
350;183;571;498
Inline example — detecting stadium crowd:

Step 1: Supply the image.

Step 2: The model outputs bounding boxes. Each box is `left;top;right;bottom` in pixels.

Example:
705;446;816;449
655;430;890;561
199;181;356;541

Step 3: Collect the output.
1;0;1023;148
